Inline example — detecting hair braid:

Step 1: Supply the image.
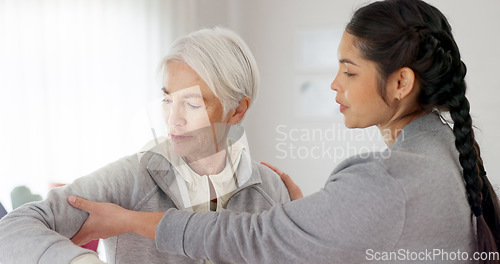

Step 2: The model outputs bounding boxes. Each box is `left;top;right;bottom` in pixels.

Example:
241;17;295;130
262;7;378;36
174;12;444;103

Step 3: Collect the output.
444;49;500;258
448;92;483;209
428;27;500;261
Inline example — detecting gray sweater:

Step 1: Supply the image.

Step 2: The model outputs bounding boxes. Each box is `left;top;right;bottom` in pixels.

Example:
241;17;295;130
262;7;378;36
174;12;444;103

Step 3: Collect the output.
0;147;290;264
156;112;476;263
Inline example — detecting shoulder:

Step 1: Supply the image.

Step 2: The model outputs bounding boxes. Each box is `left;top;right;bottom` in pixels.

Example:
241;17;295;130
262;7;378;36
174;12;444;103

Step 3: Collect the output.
328;144;458;202
327;151;413;208
331;151;392;178
325;153;408;225
250;161;291;203
66;154;153;200
332;143;446;180
78;154;142;183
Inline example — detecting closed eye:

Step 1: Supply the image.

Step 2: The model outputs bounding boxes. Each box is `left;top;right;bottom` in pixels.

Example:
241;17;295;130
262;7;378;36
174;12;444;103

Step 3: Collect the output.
187;103;202;109
344;72;356;77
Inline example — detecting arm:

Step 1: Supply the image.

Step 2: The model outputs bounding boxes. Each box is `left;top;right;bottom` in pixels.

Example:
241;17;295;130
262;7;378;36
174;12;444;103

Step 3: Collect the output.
0;188;93;264
67;161;300;243
157;161;406;263
68;196;163;243
0;155;142;264
68;160;407;263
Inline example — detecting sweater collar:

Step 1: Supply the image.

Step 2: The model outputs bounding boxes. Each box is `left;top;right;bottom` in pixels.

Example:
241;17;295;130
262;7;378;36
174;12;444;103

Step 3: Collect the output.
138;131;262;209
391;110;450;149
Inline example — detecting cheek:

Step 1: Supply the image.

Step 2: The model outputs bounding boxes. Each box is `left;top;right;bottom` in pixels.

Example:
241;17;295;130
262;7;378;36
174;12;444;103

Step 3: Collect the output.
359;77;379;100
186;111;212;130
348;80;384;114
206;104;225;123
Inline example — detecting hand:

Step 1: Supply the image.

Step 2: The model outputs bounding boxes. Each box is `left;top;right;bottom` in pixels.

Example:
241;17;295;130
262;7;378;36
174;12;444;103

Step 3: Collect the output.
260;162;304;200
68;196;133;245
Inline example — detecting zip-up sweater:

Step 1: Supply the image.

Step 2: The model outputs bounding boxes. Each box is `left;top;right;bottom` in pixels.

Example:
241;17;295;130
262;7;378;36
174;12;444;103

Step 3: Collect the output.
155;112;476;264
0;146;290;264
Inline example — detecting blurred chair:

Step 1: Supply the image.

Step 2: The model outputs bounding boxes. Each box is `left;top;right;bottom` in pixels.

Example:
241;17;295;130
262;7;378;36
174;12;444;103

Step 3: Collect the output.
10;186;42;210
0;201;7;219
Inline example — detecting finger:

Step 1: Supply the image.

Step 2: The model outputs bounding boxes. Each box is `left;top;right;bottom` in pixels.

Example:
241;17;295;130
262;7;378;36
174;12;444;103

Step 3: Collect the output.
260;161;284;176
71;231;92;246
261;161;303;200
68;196;94;212
278;172;295;190
261;161;293;188
70;220;93;246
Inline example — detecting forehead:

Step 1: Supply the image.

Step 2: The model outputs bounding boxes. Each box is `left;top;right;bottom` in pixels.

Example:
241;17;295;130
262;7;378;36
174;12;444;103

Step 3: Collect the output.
337;32;360;63
163;62;217;100
162;85;203;98
337;32;380;72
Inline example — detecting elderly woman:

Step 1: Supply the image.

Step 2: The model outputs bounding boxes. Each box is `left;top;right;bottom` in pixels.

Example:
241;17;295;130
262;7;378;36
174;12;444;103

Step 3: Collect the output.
0;27;290;264
54;0;499;263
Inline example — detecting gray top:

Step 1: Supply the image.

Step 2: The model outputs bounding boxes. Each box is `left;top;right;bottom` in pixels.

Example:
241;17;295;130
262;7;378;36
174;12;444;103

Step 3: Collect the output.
0;145;290;264
156;112;476;263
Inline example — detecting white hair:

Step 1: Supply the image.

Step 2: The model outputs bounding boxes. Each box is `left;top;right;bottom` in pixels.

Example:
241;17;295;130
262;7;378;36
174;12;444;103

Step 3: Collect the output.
160;27;260;115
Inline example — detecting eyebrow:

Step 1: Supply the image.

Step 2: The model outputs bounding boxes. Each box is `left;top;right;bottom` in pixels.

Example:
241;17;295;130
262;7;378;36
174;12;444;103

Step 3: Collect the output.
161;87;203;99
339;58;359;66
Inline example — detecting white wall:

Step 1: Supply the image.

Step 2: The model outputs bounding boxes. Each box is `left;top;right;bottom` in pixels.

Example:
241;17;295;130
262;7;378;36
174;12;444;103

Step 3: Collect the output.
189;0;500;195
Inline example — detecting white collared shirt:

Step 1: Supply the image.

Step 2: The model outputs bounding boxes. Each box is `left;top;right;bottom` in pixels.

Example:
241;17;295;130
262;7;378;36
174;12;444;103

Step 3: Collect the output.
166;139;245;212
139;136;247;212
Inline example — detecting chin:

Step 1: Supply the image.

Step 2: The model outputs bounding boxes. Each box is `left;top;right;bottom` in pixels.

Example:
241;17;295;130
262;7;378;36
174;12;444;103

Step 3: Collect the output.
172;142;218;161
343;118;356;129
171;147;191;158
170;141;196;157
343;118;369;129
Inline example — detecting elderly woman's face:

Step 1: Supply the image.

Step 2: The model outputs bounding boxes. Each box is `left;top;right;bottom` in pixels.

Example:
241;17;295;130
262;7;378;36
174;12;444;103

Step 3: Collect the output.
162;62;231;160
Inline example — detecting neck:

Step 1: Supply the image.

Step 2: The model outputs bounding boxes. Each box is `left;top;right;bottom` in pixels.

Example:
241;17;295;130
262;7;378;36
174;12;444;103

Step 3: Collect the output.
185;148;227;176
378;109;427;146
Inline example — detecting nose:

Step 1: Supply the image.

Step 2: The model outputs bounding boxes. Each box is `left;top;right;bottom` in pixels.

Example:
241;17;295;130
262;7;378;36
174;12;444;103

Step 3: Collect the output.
166;102;186;127
331;72;341;92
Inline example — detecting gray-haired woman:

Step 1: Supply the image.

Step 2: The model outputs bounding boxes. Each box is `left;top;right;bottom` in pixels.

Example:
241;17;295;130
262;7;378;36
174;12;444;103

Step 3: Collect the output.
0;27;290;264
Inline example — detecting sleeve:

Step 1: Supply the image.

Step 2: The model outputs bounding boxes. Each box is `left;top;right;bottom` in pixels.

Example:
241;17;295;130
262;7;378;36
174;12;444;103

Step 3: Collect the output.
70;253;107;264
155;160;407;264
277;183;291;204
0;155;143;264
256;163;291;204
266;166;291;204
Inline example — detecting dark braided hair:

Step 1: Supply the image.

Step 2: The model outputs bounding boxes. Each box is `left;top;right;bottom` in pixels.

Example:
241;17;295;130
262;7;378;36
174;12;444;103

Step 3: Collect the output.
346;0;500;261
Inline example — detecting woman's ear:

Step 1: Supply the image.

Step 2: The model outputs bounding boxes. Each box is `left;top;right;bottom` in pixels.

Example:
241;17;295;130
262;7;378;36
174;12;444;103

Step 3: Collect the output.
393;67;416;101
228;97;251;125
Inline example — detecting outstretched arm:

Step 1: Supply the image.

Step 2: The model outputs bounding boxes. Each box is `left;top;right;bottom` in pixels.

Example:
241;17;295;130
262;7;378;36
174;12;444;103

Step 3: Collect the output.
68;196;164;244
154;163;406;263
69;161;406;263
69;164;302;244
0;155;145;264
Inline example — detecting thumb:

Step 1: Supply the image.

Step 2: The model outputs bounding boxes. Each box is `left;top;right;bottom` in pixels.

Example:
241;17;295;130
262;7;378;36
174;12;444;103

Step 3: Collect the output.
68;196;93;212
70;226;93;246
260;161;284;175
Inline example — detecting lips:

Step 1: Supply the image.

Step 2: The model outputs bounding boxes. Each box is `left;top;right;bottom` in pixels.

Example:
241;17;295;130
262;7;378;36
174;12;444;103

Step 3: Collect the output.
335;99;348;113
169;134;194;142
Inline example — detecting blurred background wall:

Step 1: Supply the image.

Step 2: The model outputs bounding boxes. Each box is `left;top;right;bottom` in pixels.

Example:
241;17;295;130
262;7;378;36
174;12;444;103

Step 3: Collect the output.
1;0;499;210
